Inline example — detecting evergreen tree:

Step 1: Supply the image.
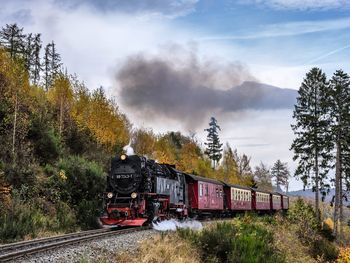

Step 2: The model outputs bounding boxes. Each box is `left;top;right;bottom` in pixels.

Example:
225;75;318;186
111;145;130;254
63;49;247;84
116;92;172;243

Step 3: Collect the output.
23;33;34;72
271;160;290;192
31;34;42;85
43;41;62;90
50;41;62;77
328;69;350;238
291;67;333;221
0;23;26;59
204;117;223;168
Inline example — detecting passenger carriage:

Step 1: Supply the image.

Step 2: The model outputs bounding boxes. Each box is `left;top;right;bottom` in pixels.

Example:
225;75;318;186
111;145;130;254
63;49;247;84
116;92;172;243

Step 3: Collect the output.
282;194;289;210
271;193;282;210
252;189;271;210
224;183;252;211
185;174;224;216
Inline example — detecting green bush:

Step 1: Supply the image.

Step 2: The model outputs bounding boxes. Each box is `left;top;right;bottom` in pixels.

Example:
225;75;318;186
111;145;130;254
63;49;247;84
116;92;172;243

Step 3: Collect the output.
76;200;101;229
287;198;319;241
178;221;284;263
311;238;339;261
57;156;105;229
28;118;62;164
56;201;77;232
0;197;45;241
58;156;105;205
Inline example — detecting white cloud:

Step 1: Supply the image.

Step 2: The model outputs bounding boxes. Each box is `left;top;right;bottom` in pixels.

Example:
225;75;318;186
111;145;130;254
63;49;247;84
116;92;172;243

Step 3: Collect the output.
240;0;350;10
200;16;350;41
55;0;199;19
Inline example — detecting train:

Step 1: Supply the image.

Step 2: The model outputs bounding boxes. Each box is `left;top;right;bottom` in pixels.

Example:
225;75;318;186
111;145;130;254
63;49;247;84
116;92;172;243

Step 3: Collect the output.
99;154;289;227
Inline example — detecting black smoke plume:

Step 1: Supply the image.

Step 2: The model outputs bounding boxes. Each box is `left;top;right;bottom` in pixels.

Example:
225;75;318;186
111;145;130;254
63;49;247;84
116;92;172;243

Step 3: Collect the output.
117;51;297;128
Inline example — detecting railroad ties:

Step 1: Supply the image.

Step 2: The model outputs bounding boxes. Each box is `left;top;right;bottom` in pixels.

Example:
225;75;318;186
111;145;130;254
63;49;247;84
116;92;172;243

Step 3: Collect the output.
0;226;150;262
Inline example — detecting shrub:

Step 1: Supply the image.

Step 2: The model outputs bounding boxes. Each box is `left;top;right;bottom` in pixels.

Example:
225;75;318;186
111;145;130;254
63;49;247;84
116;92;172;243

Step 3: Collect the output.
28;118;61;165
55;201;77;232
76;200;100;229
0;197;46;241
58;156;105;206
178;221;284;263
311;238;339;262
57;156;105;229
288;198;319;241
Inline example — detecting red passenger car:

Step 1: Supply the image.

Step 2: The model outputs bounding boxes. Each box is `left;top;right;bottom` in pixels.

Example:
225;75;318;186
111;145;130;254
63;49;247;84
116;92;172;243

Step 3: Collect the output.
224;184;252;211
282;195;289;210
271;193;282;210
252;189;271;210
185;174;224;213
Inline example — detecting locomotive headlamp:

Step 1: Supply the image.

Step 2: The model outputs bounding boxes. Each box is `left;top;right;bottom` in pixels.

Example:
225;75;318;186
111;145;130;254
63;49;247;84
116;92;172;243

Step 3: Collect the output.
120;154;127;160
131;192;137;199
107;192;113;199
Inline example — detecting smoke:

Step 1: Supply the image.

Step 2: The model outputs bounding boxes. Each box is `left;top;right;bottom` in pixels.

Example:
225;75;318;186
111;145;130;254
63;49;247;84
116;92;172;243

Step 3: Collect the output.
116;47;297;129
123;142;135;155
152;219;203;231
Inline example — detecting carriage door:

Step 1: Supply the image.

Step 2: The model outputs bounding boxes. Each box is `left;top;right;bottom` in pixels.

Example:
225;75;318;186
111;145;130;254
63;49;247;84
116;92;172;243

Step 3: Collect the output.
204;183;210;208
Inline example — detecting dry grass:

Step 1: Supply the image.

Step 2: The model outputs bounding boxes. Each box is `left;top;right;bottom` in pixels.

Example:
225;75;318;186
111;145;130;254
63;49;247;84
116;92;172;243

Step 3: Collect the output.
115;233;200;263
269;218;317;263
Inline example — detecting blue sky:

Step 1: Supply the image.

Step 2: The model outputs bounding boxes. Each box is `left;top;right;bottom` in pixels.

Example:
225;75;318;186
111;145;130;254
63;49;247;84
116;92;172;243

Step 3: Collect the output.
1;0;349;190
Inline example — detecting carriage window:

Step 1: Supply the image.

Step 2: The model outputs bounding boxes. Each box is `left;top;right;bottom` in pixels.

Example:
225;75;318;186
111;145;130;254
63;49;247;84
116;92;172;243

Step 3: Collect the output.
206;185;209;196
199;184;203;197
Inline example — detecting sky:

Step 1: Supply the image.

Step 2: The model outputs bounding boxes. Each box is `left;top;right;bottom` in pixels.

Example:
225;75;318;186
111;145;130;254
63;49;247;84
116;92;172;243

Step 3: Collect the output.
1;0;350;190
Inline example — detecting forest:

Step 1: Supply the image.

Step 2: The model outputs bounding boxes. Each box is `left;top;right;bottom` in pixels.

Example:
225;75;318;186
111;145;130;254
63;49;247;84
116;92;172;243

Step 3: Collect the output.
0;24;281;242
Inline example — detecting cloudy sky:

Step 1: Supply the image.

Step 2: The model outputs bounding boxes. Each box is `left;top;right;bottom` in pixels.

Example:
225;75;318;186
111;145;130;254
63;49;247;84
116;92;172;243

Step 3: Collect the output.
1;0;350;190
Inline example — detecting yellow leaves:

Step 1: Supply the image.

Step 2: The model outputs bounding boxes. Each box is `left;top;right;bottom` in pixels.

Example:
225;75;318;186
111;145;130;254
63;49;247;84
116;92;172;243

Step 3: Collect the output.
47;74;73;106
71;86;130;151
58;169;67;181
132;128;156;156
324;218;334;230
336;246;350;263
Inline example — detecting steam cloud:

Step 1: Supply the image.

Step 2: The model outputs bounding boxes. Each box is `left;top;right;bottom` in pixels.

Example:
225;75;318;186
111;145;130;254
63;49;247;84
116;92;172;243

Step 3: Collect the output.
117;49;297;128
153;219;203;231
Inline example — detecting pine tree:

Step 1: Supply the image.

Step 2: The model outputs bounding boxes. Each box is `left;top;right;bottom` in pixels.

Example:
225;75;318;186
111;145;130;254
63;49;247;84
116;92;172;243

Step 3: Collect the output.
271;160;290;192
23;33;34;72
204;117;223;169
50;41;62;77
31;34;42;85
43;41;62;90
291;67;333;221
328;69;350;238
0;23;26;59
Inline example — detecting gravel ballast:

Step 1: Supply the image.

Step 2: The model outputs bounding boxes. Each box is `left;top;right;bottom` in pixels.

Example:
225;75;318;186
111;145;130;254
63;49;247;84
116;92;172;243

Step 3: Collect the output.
15;229;157;263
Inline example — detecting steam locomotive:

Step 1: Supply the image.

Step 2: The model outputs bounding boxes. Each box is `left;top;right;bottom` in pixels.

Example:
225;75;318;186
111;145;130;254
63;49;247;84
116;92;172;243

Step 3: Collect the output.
99;154;289;227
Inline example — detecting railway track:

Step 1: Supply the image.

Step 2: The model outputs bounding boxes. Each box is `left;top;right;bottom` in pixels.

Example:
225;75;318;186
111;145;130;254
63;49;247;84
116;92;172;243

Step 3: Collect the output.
0;226;150;262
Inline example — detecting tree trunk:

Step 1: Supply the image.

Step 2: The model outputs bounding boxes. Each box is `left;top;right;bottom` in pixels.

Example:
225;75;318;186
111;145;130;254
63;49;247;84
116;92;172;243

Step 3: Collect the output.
12;92;18;165
339;153;344;240
315;151;320;222
333;142;340;237
59;97;63;135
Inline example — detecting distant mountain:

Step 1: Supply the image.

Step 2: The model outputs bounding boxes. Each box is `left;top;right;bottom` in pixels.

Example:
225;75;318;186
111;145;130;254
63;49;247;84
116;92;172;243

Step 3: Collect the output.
225;81;298;111
289;188;350;206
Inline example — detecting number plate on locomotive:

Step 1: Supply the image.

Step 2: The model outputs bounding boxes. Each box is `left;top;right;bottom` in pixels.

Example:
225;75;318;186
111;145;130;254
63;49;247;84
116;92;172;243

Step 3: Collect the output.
115;174;134;179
